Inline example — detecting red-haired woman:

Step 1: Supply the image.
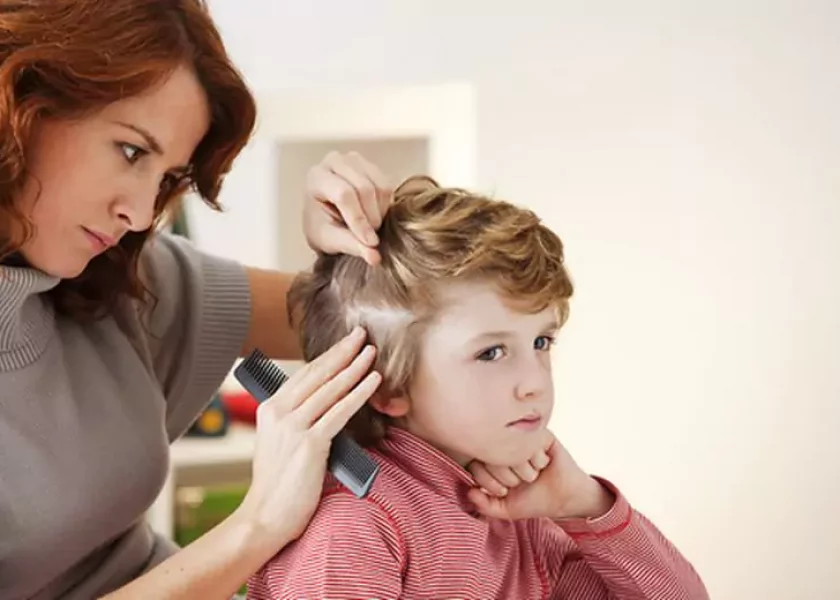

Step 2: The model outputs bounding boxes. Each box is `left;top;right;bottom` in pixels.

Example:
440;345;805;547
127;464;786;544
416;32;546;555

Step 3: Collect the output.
0;1;390;598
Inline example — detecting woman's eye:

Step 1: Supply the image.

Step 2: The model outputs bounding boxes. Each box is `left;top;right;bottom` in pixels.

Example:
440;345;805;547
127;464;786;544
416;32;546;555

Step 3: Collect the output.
476;346;505;362
119;142;145;164
534;335;556;351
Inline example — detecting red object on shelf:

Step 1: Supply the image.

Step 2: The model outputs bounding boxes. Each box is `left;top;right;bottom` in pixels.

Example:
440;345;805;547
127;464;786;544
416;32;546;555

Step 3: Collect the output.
221;390;259;425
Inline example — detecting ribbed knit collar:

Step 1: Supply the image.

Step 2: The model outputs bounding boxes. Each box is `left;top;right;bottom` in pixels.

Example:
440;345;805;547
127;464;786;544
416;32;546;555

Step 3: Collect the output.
0;264;60;371
377;427;478;513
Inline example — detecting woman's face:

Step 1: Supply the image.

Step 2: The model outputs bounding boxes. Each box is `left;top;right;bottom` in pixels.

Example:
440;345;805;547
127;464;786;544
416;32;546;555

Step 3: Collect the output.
14;65;210;278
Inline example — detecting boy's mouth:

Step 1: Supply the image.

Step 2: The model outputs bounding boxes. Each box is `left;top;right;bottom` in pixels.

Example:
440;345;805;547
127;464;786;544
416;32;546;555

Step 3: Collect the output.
507;413;543;431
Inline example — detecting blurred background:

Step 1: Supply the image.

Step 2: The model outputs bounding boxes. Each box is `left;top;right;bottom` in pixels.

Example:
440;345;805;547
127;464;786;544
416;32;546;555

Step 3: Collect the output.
158;2;839;599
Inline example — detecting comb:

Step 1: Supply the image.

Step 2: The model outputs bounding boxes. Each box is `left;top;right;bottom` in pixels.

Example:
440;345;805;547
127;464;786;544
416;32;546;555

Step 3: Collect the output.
234;349;379;498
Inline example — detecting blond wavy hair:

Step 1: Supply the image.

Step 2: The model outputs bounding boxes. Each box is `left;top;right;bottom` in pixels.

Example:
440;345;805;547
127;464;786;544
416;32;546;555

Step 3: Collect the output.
287;175;574;445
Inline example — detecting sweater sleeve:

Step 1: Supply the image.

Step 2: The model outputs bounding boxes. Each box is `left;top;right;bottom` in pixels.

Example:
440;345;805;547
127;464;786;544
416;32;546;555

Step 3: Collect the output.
247;490;405;600
537;479;709;600
137;233;251;441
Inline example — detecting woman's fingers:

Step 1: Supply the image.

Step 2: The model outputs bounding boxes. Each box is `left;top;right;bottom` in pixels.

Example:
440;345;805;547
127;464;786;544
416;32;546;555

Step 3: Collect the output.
294;343;377;426
312;370;383;439
308;153;376;248
343;151;393;219
278;327;367;412
324;151;384;234
302;151;392;265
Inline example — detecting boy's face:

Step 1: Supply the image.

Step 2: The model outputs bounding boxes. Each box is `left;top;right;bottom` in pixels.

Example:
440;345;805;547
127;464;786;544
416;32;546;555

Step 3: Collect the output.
401;281;558;467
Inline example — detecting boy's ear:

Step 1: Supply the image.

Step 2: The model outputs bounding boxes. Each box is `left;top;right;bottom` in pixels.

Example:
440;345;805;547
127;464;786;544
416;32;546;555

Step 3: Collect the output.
369;391;410;418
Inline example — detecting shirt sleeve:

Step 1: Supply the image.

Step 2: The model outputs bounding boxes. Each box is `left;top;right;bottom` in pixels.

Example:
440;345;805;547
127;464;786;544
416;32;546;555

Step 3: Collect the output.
137;233;251;441
247;490;405;600
536;478;710;600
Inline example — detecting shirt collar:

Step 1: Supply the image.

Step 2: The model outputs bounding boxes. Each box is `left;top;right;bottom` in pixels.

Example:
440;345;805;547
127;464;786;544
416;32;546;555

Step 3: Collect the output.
0;264;59;370
376;426;478;513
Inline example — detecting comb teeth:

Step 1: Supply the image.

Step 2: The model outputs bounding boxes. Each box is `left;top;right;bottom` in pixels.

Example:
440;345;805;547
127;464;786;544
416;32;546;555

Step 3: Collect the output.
329;433;379;498
234;349;289;402
233;348;379;498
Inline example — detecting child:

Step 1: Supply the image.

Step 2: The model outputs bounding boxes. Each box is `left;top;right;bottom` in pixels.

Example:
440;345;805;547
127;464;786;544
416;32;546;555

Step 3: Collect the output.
247;176;708;599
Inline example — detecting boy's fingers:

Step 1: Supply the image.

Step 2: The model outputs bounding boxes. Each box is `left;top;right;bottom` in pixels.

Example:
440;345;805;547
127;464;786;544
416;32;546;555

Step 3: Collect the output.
512;462;540;483
467;462;509;497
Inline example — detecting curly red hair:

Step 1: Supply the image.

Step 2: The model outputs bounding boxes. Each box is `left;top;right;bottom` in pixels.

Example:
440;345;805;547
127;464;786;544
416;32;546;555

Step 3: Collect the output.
0;0;256;319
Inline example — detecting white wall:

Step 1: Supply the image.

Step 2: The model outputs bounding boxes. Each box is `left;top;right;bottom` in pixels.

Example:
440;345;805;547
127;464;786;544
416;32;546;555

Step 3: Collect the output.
201;2;840;598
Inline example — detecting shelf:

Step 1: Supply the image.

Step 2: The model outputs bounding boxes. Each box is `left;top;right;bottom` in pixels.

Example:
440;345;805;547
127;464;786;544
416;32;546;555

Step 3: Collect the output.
170;425;257;468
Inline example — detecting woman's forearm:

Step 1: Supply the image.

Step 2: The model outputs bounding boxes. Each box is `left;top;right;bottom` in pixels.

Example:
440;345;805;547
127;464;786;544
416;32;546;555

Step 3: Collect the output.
101;510;290;600
241;267;302;361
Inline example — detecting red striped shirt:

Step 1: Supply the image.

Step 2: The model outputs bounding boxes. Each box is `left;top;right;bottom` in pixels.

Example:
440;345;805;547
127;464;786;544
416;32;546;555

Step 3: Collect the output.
248;428;708;599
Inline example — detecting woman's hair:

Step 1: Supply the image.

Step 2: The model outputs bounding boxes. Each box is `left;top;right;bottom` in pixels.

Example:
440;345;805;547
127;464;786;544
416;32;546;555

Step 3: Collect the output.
0;0;256;319
287;176;574;446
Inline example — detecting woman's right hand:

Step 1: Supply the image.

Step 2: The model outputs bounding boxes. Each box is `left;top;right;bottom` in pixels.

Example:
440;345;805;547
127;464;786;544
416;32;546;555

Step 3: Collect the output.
234;326;380;550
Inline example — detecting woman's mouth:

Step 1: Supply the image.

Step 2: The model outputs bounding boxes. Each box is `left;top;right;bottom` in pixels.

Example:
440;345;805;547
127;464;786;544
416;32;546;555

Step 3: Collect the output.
82;228;115;253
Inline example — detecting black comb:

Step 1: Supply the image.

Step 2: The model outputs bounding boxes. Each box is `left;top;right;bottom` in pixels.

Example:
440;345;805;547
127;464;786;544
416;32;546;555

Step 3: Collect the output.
234;349;379;498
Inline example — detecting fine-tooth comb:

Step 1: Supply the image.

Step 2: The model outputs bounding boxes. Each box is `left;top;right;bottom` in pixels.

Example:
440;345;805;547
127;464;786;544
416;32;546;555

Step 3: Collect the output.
234;348;379;498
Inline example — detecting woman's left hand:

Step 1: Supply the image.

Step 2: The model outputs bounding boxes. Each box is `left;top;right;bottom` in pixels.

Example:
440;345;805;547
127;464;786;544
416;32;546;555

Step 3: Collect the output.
466;430;616;521
303;151;393;265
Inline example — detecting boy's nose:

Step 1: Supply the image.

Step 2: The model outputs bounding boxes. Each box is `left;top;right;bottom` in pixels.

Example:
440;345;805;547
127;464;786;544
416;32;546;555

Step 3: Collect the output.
514;356;551;401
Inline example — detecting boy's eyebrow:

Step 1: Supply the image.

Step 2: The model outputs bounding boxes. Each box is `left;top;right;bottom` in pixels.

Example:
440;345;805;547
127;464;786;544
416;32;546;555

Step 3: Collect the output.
542;319;561;333
468;319;560;344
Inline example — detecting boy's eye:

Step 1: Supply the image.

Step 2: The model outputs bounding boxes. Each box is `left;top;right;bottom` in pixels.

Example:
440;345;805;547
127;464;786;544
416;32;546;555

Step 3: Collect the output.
534;335;555;351
119;142;146;164
476;345;505;362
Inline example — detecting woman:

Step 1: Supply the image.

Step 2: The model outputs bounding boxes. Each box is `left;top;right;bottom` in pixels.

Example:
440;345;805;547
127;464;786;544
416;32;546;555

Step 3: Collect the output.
0;1;393;598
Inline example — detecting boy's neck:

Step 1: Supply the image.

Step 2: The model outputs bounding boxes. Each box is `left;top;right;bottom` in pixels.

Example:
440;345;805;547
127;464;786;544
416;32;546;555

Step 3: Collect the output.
387;424;474;467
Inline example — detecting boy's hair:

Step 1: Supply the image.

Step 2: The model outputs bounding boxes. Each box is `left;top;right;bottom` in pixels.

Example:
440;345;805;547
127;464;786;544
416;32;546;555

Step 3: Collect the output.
287;176;574;445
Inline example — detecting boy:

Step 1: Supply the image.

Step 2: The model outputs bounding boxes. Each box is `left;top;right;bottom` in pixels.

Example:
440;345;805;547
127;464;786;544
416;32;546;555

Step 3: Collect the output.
247;176;708;599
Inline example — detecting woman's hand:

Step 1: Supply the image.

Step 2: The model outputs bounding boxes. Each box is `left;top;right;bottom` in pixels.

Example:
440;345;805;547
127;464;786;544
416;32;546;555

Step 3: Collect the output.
303;151;393;265
235;326;381;549
466;430;615;521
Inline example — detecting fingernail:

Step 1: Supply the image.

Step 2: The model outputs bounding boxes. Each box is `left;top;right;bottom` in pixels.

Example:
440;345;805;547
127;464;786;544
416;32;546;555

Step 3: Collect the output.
479;487;490;496
349;326;365;339
499;487;508;497
366;229;379;246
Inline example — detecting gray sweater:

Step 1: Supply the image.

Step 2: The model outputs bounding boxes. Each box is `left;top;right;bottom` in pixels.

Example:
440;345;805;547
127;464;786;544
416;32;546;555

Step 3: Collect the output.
0;234;252;599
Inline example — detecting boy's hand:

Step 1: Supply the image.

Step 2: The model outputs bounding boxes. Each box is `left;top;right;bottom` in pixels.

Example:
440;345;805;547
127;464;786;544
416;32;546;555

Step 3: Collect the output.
466;430;615;521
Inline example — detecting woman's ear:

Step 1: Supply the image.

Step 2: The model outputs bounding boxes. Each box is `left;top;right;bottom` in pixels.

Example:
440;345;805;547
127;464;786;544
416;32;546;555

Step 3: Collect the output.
369;390;410;418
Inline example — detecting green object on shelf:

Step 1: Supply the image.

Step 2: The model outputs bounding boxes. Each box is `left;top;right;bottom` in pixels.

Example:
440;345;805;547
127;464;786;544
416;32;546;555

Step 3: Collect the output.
176;482;249;594
175;482;248;546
